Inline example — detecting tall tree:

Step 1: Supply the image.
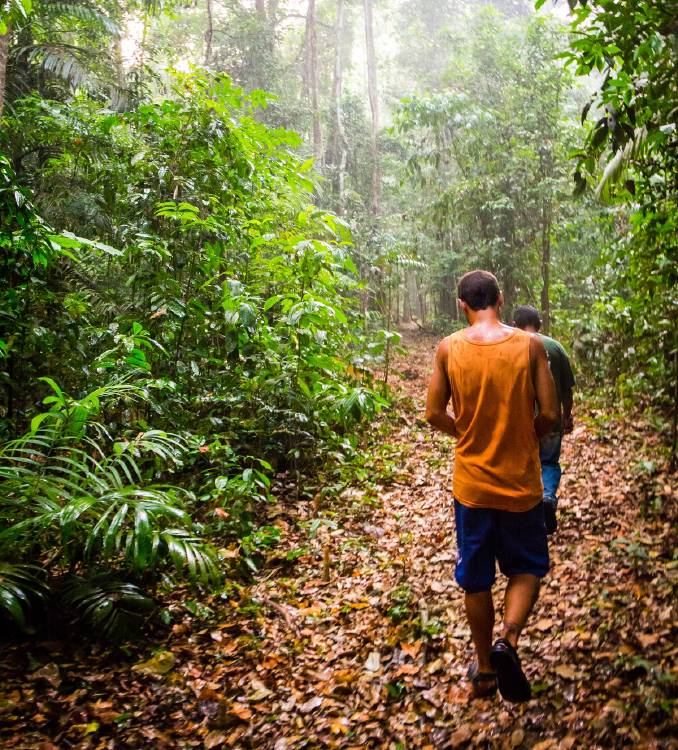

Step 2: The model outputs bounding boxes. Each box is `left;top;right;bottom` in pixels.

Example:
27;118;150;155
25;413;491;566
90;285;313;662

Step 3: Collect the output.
0;28;9;118
561;0;678;458
531;24;564;336
112;0;126;89
540;193;552;334
1;0;28;117
330;0;347;213
363;0;380;214
204;0;214;65
304;0;322;164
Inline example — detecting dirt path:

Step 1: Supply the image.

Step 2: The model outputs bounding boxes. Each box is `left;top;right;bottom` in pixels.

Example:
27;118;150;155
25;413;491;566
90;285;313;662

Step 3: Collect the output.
1;332;676;749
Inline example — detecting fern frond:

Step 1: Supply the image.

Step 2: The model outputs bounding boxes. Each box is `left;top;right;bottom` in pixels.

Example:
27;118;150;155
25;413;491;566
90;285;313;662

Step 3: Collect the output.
160;529;222;585
60;574;155;643
40;2;121;36
595;127;648;201
0;419;215;584
0;564;49;629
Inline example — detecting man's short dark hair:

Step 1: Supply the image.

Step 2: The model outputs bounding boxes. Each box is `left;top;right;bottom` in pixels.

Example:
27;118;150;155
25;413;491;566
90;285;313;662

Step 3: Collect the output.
457;270;501;311
513;305;542;331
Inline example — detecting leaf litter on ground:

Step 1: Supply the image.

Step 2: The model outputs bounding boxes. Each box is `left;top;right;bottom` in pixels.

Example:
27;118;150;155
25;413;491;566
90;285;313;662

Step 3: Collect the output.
0;331;676;748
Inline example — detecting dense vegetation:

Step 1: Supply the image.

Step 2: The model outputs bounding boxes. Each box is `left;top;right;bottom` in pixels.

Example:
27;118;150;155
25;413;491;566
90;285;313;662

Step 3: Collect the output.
0;43;384;636
0;0;676;642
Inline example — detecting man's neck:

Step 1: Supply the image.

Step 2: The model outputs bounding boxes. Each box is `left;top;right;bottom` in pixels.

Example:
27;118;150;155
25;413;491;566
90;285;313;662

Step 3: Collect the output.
465;307;503;327
463;307;513;342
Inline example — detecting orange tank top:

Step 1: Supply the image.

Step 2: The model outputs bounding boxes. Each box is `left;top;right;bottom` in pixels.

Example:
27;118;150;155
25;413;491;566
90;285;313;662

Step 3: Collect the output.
446;328;542;512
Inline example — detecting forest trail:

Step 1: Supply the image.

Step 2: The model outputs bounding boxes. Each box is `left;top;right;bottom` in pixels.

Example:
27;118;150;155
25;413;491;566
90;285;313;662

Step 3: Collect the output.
1;332;676;749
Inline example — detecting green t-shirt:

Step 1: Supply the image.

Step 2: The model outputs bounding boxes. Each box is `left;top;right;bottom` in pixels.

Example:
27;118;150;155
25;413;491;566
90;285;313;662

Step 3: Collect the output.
540;334;575;431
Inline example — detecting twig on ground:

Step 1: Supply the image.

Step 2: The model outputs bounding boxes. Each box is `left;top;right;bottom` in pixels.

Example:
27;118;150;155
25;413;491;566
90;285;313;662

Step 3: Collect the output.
259;596;301;635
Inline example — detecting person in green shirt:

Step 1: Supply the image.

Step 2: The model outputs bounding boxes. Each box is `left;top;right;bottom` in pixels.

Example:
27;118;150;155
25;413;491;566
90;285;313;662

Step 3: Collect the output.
513;306;575;535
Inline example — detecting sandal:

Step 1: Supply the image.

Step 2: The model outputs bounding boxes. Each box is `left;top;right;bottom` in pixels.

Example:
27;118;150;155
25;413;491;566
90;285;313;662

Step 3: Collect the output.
489;638;531;703
466;662;497;699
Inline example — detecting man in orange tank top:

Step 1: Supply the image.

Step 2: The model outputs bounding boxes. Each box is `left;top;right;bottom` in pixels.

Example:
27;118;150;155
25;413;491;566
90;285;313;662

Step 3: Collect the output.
425;270;558;703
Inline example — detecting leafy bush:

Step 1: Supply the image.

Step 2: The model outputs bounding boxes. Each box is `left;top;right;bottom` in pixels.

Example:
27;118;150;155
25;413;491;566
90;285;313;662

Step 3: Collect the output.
0;380;220;633
60;575;156;644
0;563;49;631
2;73;380;462
0;70;386;640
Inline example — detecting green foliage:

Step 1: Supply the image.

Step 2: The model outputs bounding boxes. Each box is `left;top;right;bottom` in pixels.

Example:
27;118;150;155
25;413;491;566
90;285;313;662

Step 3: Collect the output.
385;680;407;701
2;73;377;453
393;12;591;319
0;0;32;34
60;574;155;643
0;384;220;585
0;68;382;639
0;378;221;632
387;584;413;623
560;0;678;410
2;0;134;113
240;525;281;572
562;0;677;194
0;563;48;629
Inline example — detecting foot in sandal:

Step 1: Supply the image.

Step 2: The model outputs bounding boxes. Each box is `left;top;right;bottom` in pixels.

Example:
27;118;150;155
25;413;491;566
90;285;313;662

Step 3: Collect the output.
489;638;531;703
467;662;497;699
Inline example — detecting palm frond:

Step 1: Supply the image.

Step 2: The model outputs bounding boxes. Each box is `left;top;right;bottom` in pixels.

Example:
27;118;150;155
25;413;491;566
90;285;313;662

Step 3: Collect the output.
0;563;49;629
25;44;94;91
83;487;191;566
0;419;217;584
160;529;222;585
40;2;121;36
40;188;114;238
60;574;155;643
595;127;648;201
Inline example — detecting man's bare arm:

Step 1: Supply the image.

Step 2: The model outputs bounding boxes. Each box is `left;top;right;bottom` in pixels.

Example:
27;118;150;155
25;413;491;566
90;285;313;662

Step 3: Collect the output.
530;336;558;438
425;339;457;437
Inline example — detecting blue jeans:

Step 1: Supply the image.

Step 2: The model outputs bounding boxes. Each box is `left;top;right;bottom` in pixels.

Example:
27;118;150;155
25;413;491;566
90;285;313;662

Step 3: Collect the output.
539;431;562;509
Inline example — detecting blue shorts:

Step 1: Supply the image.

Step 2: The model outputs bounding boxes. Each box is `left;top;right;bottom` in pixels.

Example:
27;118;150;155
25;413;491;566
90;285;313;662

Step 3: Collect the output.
454;499;549;593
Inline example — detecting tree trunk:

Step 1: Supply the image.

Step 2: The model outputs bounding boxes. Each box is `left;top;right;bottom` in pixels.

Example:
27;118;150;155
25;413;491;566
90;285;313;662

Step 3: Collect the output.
331;0;347;213
0;27;9;119
540;200;552;335
538;75;560;336
204;0;214;65
452;276;459;321
671;332;677;471
138;11;149;70
255;0;266;17
113;36;125;90
438;277;450;317
439;229;454;317
363;0;380;215
112;0;125;89
304;0;322;164
415;276;426;326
